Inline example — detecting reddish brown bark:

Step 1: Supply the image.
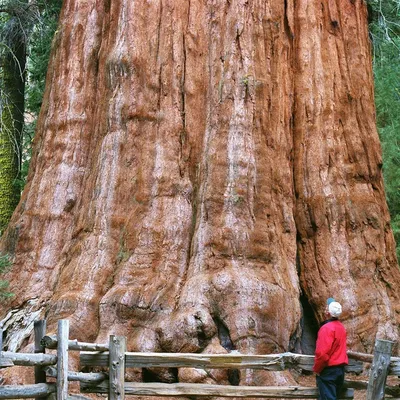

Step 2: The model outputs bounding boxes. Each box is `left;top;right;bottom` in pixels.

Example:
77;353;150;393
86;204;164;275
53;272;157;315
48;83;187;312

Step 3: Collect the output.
293;0;400;350
1;0;399;385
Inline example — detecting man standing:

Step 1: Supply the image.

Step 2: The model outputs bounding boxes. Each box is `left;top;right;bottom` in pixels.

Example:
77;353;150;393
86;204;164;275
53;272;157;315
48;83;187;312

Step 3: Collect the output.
313;298;348;400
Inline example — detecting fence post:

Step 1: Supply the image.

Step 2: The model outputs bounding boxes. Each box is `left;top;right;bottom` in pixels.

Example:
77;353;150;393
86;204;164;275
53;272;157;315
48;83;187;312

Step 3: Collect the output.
109;335;126;400
34;320;47;384
0;322;3;352
366;339;393;400
0;322;14;369
57;320;69;400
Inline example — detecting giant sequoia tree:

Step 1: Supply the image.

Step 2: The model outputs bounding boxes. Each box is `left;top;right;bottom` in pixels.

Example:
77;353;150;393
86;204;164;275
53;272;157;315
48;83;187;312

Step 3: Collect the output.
1;0;399;385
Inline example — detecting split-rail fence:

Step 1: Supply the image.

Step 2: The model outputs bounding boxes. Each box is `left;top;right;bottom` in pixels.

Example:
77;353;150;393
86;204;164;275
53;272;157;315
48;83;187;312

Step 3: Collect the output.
0;319;399;399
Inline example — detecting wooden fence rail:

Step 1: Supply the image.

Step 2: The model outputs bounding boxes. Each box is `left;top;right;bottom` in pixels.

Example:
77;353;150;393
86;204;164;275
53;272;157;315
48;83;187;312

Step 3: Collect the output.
1;351;56;366
44;366;107;383
81;381;356;399
80;351;364;372
0;319;398;399
0;383;56;399
41;335;109;352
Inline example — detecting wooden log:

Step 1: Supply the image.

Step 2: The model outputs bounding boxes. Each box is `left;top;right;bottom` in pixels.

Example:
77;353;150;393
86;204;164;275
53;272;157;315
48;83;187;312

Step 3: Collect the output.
344;379;400;397
285;353;362;373
344;379;369;390
1;351;56;366
80;352;287;370
388;358;400;375
348;350;400;375
128;352;287;370
41;336;108;352
109;335;126;400
80;351;362;373
0;326;14;368
0;383;56;399
366;339;393;400
81;381;355;399
57;320;69;400
65;371;107;384
281;353;313;371
384;384;400;398
0;357;14;368
34;320;47;385
44;366;107;383
0;324;14;368
347;350;374;363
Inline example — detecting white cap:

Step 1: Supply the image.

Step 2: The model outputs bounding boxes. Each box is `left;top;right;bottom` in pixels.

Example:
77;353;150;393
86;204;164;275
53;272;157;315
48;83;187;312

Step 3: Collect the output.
328;301;342;317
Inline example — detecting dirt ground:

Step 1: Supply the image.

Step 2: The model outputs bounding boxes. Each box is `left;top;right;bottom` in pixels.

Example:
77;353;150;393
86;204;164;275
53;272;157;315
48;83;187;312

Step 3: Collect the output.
297;373;363;399
296;371;399;400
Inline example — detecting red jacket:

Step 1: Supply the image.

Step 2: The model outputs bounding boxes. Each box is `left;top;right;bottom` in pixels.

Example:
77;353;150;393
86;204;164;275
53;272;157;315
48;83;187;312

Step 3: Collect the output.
313;319;348;374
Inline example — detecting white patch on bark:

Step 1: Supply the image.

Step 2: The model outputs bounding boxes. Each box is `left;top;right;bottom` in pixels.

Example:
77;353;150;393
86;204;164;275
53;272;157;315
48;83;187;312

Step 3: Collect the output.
1;299;43;352
92;130;121;272
224;95;256;251
190;122;213;275
222;13;256;255
375;289;399;343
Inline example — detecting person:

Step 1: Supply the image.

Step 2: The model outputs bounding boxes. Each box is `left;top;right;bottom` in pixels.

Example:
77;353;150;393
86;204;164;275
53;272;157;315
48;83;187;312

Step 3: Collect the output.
313;298;348;400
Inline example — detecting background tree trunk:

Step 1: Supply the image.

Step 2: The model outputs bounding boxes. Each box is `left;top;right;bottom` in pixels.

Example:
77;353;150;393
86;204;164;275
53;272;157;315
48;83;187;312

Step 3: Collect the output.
0;8;26;233
0;0;399;385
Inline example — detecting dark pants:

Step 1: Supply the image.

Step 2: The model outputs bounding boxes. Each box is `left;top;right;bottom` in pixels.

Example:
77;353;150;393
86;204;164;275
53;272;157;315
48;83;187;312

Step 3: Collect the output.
316;365;345;400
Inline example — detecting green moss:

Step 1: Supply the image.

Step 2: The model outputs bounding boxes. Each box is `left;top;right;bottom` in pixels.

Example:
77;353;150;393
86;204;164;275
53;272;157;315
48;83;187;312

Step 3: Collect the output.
0;85;21;233
0;253;13;300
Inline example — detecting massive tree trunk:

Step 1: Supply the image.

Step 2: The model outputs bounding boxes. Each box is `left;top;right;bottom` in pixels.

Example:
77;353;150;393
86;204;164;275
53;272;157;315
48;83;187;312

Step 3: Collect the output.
293;0;399;350
1;0;399;385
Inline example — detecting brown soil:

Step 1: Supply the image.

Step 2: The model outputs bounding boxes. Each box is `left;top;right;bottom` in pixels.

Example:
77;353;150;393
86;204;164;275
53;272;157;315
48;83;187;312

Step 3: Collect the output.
296;371;399;400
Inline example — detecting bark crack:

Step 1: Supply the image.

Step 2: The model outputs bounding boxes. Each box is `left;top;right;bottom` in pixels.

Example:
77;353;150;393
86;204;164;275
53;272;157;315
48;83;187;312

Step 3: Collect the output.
235;26;244;69
283;0;294;39
178;2;189;179
156;0;163;65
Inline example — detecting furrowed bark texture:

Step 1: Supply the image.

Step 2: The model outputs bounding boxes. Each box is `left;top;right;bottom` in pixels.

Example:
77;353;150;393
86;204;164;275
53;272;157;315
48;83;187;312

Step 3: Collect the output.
0;0;399;385
293;0;400;348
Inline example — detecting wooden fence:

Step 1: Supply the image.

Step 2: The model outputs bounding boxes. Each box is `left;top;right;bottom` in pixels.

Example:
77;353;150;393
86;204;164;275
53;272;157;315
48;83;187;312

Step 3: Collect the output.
0;319;399;399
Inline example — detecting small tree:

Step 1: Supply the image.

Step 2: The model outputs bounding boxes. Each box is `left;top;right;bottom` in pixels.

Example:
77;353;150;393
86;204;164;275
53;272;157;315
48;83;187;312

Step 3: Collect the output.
0;0;30;234
0;0;61;234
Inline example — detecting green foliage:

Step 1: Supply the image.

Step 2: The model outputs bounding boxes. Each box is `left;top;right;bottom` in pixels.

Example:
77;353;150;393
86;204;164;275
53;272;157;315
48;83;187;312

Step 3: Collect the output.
0;0;62;200
26;0;62;113
18;1;62;193
368;0;400;260
0;0;29;233
368;0;400;41
22;0;62;189
0;252;13;300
